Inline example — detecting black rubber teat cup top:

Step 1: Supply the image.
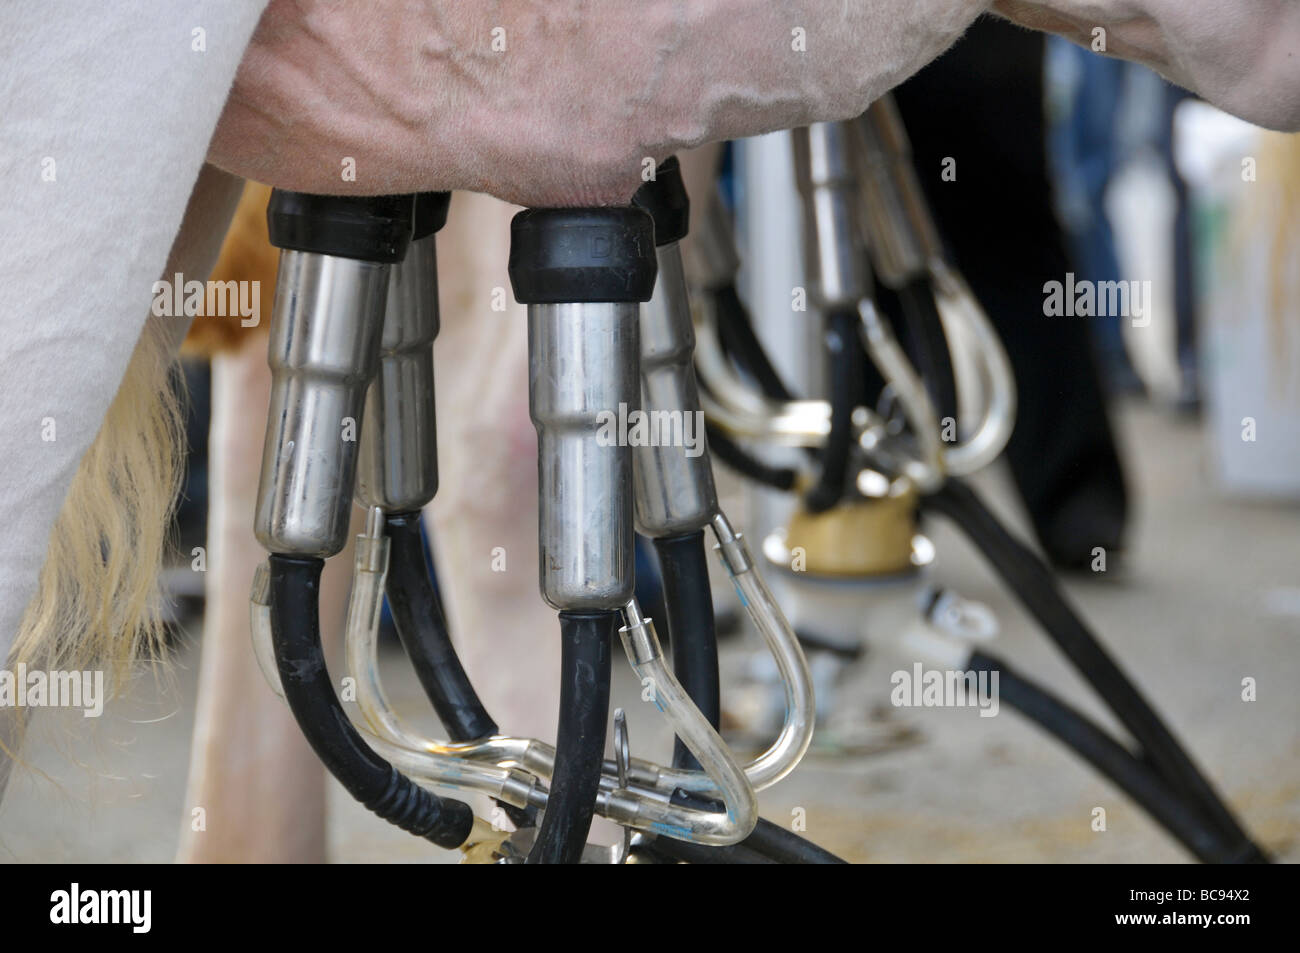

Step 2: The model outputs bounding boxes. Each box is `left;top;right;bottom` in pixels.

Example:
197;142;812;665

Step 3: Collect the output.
267;191;415;264
508;206;658;305
411;192;452;242
632;156;690;247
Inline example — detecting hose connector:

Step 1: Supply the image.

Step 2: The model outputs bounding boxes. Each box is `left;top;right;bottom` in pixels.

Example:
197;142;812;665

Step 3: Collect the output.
710;511;753;576
618;599;663;666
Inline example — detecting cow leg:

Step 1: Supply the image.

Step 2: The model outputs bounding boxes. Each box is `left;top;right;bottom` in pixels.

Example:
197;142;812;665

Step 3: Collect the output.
176;342;353;863
423;191;562;748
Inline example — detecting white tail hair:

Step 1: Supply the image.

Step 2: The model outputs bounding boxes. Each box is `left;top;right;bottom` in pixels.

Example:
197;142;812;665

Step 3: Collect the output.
9;319;185;687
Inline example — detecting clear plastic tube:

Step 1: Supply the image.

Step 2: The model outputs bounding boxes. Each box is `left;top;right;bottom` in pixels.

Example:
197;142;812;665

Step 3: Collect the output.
856;298;946;492
435;516;816;802
249;561;284;701
248;541;534;808
695;298;834;447
367;734;531;804
248;528;547;807
693;259;1011;480
344;509;407;744
930;260;1016;476
251;511;784;843
343;509;540;807
340;510;756;843
610;600;758;843
650;511;816;794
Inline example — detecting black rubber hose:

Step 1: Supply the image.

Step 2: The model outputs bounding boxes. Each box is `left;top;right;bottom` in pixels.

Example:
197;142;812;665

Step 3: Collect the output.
897;275;958;423
639;837;780;865
970;651;1244;863
713;284;795;401
804;308;860;513
652;531;721;771
384;514;536;830
714;282;882;419
526;610;616;864
710;284;826;466
383;512;498;742
267;554;474;849
742;817;849;864
648;813;848;864
704;423;798;492
661;789;849;864
923;479;1267;862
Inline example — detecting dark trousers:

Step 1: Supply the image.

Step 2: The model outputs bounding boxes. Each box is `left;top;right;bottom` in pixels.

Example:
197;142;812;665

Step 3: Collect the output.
888;16;1130;564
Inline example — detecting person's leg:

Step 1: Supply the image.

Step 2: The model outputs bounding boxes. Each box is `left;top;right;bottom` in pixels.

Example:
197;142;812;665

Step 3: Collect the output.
1067;51;1143;394
891;17;1130;569
1158;83;1201;409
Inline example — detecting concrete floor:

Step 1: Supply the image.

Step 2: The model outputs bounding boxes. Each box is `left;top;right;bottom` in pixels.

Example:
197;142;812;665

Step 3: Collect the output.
2;401;1297;863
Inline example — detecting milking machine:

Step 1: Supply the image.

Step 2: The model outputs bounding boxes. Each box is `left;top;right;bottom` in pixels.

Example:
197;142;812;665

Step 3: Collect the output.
245;87;1265;863
253;190;474;849
691;95;1267;863
249;181;842;863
